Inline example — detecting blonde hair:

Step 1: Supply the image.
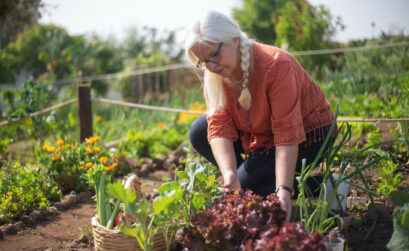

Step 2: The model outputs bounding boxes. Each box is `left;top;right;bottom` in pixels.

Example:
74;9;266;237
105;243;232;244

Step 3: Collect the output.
185;11;252;115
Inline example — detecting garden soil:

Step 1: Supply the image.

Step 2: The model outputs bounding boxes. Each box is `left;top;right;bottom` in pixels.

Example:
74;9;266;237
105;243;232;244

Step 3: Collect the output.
0;163;407;250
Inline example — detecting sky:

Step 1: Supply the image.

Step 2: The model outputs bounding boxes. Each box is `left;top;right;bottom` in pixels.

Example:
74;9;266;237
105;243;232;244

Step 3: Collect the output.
39;0;409;44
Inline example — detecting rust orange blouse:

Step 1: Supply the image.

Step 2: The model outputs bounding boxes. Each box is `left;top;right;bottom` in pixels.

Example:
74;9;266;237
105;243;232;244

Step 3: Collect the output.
205;42;335;155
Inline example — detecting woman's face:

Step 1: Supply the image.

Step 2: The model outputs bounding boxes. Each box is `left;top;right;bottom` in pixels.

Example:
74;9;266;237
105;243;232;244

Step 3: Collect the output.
191;38;240;78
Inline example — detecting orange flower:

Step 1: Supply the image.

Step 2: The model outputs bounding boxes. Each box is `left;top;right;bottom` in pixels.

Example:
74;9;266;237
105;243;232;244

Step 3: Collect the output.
99;156;108;163
57;139;64;146
95;136;101;141
158;122;164;128
72;145;77;150
85;162;93;168
47;146;56;153
52;153;61;161
113;163;119;168
66;144;71;148
42;145;48;151
108;165;114;171
85;148;93;154
104;166;111;172
134;134;141;140
79;166;84;170
94;146;101;153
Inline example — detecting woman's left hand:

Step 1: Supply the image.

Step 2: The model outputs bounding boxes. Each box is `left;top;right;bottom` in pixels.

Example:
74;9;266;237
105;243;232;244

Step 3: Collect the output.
276;189;292;222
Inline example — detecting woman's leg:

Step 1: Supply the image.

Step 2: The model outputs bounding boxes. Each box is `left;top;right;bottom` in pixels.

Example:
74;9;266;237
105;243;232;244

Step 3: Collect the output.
189;116;244;167
237;125;334;198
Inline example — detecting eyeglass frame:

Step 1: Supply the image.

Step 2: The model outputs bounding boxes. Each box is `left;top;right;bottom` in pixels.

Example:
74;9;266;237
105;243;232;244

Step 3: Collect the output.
196;42;223;69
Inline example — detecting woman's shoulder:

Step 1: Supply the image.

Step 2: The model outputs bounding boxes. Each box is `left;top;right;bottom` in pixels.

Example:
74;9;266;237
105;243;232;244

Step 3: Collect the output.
253;42;294;67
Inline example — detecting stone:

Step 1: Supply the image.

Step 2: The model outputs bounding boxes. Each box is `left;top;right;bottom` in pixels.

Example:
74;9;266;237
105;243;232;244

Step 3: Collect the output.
28;210;41;221
21;215;35;226
346;196;368;209
62;193;78;208
5;224;17;235
14;221;23;231
53;202;65;211
79;191;92;203
47;206;59;214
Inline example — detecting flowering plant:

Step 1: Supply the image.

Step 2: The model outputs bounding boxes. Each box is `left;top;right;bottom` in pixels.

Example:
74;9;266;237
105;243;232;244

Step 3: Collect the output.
38;136;121;192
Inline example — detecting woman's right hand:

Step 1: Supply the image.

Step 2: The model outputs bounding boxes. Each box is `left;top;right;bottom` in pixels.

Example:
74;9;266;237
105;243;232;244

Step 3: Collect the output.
223;171;241;190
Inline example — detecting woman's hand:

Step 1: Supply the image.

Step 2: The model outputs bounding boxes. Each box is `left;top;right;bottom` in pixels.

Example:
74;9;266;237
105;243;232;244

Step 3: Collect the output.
276;189;292;222
223;171;241;190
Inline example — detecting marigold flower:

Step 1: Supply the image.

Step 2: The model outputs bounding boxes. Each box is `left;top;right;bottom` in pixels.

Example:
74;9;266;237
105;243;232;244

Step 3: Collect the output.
85;148;93;154
95;136;101;141
99;156;108;163
66;144;71;148
134;134;141;140
113;162;119;168
42;145;48;150
79;166;84;170
158;122;164;128
52;153;61;161
95;115;102;122
108;165;114;171
72;146;77;150
94;146;101;153
47;146;56;153
57;139;64;146
85;162;93;168
104;167;111;172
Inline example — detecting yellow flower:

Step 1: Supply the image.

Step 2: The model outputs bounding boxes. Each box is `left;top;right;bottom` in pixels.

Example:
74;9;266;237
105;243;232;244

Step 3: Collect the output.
134;134;141;140
66;144;71;148
47;146;56;153
99;156;108;163
86;137;96;145
95;136;101;141
57;139;64;146
113;163;118;168
95;115;102;122
72;146;77;150
85;148;93;154
52;153;61;161
79;166;84;170
158;122;164;128
334;157;339;161
108;165;114;171
42;145;48;150
104;167;111;172
85;162;93;168
94;146;100;153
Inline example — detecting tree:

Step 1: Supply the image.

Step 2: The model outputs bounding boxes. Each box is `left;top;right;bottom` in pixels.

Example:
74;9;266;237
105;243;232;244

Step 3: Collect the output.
233;0;293;44
0;0;44;49
275;1;343;79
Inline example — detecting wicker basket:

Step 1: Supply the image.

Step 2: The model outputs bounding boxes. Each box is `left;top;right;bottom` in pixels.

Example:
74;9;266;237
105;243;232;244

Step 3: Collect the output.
92;216;168;251
91;174;169;251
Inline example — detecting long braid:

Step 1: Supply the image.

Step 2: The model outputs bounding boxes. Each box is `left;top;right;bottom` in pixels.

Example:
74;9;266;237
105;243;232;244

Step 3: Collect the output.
237;33;251;110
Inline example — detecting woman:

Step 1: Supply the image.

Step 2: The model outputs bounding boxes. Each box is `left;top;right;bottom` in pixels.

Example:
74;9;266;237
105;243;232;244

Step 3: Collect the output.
185;11;336;221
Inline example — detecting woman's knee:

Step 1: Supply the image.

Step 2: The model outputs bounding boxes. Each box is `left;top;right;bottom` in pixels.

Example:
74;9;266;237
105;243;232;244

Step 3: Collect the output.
189;116;208;149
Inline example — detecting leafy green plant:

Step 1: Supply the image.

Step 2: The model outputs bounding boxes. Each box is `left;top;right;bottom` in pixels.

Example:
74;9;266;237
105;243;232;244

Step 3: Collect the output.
0;161;61;223
376;159;403;196
387;202;409;250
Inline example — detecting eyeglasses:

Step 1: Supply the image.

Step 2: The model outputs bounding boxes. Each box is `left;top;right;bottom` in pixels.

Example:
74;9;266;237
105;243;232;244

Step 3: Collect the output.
196;42;223;70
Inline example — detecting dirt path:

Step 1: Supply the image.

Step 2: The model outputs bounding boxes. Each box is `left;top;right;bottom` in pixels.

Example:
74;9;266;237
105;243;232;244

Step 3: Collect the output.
0;172;171;251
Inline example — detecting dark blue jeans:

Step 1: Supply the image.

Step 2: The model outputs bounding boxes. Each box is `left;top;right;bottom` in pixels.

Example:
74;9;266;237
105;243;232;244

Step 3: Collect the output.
189;116;333;198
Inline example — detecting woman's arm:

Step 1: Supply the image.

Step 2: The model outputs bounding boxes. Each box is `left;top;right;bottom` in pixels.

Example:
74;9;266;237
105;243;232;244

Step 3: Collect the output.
275;144;298;221
210;137;241;190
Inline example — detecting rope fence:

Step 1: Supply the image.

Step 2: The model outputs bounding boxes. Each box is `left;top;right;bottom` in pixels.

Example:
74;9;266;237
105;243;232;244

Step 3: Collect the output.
1;96;409;130
1;41;407;87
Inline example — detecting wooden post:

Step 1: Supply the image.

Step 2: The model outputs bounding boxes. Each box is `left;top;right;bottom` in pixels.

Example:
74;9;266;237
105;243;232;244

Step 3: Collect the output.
78;84;93;142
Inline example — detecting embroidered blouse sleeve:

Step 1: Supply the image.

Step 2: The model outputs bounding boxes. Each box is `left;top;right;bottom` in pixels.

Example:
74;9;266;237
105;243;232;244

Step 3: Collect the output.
204;85;238;143
268;61;306;146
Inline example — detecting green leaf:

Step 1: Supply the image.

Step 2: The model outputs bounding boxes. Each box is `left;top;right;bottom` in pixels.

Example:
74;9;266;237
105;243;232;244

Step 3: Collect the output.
176;171;189;180
401;210;409;229
108;181;136;203
206;175;216;189
191;193;206;214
